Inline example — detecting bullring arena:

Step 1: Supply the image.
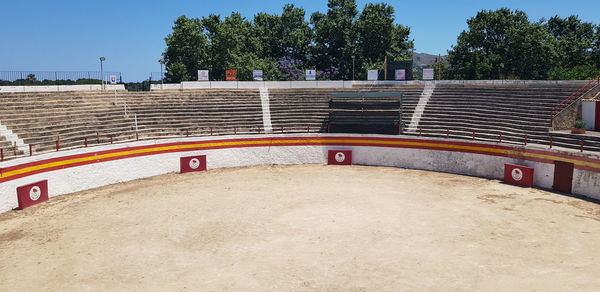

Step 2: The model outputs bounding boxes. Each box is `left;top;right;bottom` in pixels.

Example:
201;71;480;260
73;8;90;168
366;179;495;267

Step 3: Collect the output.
1;81;600;290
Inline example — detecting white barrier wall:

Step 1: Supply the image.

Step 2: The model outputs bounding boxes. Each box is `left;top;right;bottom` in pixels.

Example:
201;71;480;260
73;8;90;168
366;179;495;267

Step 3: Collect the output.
0;84;125;93
582;102;597;130
1;134;599;214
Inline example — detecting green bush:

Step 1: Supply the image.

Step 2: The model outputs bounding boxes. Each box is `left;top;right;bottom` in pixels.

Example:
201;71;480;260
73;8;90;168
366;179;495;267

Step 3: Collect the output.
573;120;586;129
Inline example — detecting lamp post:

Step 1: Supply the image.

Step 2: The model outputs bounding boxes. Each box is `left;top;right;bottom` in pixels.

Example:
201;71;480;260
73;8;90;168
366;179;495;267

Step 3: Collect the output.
99;57;106;90
159;58;165;89
352;55;355;81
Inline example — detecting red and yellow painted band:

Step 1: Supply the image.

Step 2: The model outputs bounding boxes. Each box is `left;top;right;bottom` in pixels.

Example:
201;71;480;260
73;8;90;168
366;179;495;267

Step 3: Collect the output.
0;136;599;183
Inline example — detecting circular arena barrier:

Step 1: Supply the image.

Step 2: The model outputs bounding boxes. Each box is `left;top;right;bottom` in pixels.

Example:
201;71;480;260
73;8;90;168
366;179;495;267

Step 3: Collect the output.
0;134;599;213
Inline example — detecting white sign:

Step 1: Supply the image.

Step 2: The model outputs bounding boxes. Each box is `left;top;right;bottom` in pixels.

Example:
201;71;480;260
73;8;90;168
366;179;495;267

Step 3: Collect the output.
367;70;378;81
252;70;263;81
423;69;434;80
109;75;117;84
197;70;209;81
395;69;406;81
306;69;316;81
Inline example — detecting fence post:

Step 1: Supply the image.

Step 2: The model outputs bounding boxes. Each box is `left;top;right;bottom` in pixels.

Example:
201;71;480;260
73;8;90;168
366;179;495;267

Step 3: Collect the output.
136;132;139;141
210;127;213;136
84;137;88;148
110;135;113;144
29;144;33;156
96;132;100;144
1;148;3;161
580;139;584;152
549;136;553;149
55;137;60;152
13;143;17;156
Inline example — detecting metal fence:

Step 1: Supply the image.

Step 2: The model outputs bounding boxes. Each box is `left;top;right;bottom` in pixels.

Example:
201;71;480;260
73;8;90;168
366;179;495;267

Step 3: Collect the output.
0;71;122;83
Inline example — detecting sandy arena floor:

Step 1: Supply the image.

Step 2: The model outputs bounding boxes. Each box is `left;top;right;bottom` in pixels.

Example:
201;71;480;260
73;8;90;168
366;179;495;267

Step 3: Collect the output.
0;164;599;291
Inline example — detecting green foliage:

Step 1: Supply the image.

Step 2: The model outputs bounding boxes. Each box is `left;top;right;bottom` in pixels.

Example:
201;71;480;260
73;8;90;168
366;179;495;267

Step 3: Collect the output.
573;120;586;129
162;0;414;82
447;9;600;80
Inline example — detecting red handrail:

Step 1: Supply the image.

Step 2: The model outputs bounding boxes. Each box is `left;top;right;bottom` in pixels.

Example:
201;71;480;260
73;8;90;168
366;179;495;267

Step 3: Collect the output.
550;76;600;116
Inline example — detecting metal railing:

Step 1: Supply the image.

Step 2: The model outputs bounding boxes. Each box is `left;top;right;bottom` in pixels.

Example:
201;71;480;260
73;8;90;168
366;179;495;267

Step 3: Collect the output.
0;71;122;84
550;76;600;117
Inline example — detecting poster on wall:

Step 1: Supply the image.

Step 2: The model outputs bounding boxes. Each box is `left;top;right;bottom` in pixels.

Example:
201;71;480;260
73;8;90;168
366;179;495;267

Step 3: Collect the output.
109;75;117;84
423;69;434;80
306;69;316;81
197;70;209;81
367;70;379;81
252;70;263;81
395;69;406;81
225;70;237;81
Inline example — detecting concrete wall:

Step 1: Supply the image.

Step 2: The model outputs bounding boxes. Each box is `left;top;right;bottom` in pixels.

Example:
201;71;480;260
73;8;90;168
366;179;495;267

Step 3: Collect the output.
1;134;599;214
151;80;587;90
582;102;597;130
0;84;125;93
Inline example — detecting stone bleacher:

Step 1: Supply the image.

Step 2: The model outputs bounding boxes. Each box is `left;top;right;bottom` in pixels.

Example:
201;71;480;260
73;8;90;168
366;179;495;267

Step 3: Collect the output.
415;83;583;145
2;82;599;161
268;84;424;133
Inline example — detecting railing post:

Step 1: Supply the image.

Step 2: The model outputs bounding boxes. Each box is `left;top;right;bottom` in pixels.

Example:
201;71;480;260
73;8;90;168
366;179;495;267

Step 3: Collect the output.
96;132;100;144
446;129;450;139
472;131;475;140
281;127;284;133
1;148;3;161
307;125;310;133
234;127;237;135
549;136;553;149
524;135;528;146
210;127;213;136
55;137;60;152
580;139;584;152
136;132;139;141
13;144;17;156
498;132;503;143
419;128;422;136
110;135;113;144
29;144;33;156
185;130;190;137
84;138;88;148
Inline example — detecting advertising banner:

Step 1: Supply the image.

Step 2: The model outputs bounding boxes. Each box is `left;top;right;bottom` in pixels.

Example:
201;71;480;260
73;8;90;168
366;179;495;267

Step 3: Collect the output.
197;70;209;81
109;75;117;84
504;164;534;187
252;70;263;81
395;69;406;81
306;69;316;81
225;70;237;81
367;70;378;81
423;69;434;80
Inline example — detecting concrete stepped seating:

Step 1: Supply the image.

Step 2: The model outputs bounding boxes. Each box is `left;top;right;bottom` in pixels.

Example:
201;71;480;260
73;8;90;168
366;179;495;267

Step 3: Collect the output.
268;85;424;133
549;132;600;152
417;83;582;145
0;136;23;161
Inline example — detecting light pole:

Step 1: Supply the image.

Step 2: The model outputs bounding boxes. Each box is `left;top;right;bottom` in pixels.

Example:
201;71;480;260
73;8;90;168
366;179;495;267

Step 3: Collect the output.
352;55;355;81
99;57;106;90
159;58;165;89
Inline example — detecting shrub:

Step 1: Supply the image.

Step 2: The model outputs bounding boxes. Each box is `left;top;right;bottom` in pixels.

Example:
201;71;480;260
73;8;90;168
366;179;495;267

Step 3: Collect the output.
573;120;586;129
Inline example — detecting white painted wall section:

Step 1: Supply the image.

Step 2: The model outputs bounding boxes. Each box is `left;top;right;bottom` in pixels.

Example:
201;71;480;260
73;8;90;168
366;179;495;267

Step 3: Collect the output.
407;83;436;132
582;102;596;130
260;88;273;134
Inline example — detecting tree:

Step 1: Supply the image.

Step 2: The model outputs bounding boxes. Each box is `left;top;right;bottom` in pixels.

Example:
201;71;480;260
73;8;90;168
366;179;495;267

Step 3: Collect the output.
163;16;208;82
546;16;595;69
354;3;413;78
311;0;358;79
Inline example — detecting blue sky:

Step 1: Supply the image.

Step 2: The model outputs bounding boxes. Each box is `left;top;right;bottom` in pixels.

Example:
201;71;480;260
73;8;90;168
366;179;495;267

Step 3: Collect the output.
1;0;598;81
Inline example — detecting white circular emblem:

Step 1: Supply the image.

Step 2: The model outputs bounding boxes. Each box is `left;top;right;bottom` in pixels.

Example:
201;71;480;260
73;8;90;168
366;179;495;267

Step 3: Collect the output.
29;186;41;201
335;152;346;163
511;168;523;181
189;158;201;170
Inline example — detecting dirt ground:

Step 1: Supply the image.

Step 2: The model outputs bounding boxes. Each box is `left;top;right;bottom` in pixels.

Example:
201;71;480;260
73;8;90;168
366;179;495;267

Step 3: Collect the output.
0;164;599;291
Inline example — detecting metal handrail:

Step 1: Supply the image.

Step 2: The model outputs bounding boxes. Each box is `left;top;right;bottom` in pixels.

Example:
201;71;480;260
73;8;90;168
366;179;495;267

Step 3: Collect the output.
550;76;600;117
